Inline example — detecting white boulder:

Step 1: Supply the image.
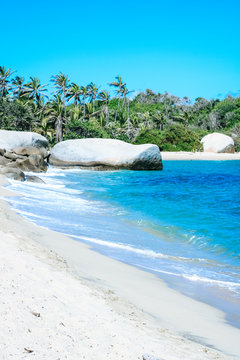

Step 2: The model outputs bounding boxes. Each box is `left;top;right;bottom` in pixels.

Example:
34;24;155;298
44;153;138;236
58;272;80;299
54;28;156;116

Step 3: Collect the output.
201;133;234;153
0;130;48;151
49;138;162;170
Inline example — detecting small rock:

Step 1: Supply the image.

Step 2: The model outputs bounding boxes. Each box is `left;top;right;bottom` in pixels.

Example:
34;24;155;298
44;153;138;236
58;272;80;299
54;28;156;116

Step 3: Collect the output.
12;146;49;159
0;155;9;166
143;355;164;360
0;166;25;181
25;175;45;184
3;151;24;161
31;311;40;317
0;148;6;156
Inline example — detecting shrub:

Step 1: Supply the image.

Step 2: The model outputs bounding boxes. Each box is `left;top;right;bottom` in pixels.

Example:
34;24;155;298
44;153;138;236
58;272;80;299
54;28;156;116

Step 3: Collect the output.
159;125;202;151
134;129;162;147
64;119;110;140
134;125;202;151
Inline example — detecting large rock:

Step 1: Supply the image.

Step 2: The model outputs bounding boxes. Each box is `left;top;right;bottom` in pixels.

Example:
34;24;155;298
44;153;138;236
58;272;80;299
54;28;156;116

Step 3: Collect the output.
0;130;48;151
201;133;235;153
49;138;163;170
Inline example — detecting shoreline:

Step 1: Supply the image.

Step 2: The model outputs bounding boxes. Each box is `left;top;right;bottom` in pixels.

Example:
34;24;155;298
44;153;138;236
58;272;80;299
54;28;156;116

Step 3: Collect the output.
161;151;240;160
0;176;240;359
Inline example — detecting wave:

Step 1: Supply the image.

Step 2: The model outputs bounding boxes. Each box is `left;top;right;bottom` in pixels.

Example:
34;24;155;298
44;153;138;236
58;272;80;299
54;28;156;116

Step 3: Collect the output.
5;166;240;299
137;264;240;292
13;209;51;220
70;234;212;265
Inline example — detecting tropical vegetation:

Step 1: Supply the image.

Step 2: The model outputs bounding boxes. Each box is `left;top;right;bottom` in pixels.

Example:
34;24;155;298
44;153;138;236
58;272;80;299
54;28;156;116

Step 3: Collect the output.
1;66;240;151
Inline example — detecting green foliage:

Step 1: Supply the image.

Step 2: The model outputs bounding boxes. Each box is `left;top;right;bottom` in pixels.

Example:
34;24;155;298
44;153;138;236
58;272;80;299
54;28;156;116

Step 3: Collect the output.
0;98;36;130
159;125;202;151
64;119;110;140
1;65;240;150
134;129;162;147
134;125;202;151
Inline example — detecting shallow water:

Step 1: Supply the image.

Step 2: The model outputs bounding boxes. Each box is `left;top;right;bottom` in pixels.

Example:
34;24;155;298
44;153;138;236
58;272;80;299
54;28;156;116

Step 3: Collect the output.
6;161;240;327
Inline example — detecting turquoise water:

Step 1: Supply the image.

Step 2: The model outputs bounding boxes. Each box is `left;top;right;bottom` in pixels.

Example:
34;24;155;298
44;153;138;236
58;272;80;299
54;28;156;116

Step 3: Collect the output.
6;161;240;327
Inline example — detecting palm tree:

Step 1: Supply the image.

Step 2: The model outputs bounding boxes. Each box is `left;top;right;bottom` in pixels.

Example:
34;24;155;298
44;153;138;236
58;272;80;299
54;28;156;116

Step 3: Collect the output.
122;87;134;129
70;106;82;122
173;110;193;127
152;110;165;130
0;66;15;97
109;76;126;122
98;90;110;123
24;77;48;105
80;86;90;119
51;72;70;119
11;76;25;99
88;82;100;112
66;83;81;106
45;95;65;142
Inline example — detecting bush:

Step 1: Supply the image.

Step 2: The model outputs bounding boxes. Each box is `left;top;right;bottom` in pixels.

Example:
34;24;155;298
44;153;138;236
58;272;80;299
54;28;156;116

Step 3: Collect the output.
134;129;162;147
134;125;202;151
159;125;202;151
64;119;110;140
0;98;36;131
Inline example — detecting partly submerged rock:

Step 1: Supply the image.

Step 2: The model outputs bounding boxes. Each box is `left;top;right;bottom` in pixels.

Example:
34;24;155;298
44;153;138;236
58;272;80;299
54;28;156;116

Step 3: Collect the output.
25;175;45;184
201;133;234;153
0;166;25;181
49;138;163;170
0;130;48;151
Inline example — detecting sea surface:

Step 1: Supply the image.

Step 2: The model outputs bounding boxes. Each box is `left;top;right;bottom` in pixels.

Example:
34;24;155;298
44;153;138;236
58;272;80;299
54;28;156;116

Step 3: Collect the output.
6;161;240;328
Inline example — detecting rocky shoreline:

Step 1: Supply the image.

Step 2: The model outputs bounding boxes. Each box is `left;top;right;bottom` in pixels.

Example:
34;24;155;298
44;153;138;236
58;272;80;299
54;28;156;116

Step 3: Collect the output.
0;131;164;180
1;130;240;183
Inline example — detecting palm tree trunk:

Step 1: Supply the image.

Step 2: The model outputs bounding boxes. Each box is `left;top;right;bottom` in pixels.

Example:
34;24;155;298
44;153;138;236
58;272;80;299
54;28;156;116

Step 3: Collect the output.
83;97;86;120
127;98;130;131
56;116;63;142
104;104;109;124
63;87;66;123
124;96;127;123
114;96;121;123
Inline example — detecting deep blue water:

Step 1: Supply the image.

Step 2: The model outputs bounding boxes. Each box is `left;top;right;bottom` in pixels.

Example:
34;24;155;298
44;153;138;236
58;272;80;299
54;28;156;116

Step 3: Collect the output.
6;161;240;326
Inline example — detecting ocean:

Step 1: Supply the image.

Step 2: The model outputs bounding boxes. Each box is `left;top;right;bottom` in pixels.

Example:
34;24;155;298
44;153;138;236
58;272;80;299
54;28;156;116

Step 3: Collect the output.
6;160;240;328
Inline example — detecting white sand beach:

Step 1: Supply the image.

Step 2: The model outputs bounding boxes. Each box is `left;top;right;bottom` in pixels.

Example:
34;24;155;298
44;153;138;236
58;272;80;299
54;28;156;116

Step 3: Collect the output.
161;152;240;160
0;175;239;360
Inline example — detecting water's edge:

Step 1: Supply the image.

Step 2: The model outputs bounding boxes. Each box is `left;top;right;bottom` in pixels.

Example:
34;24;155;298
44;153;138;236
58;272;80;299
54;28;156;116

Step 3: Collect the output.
5;162;240;330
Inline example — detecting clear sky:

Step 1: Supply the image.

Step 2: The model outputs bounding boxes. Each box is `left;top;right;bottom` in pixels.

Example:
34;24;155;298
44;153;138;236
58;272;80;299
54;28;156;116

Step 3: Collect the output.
1;0;240;100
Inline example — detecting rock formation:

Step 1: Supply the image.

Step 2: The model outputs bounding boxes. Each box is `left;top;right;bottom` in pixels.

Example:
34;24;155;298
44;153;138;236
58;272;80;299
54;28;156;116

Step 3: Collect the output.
49;138;163;170
0;130;48;151
201;133;234;153
0;131;49;181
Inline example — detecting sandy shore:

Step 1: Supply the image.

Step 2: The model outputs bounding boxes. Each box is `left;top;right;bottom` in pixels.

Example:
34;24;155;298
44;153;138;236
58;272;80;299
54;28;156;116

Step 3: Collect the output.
161;151;240;160
0;176;239;360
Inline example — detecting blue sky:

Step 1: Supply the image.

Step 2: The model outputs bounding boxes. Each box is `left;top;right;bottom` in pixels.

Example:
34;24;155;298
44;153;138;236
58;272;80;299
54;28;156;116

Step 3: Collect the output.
1;0;240;100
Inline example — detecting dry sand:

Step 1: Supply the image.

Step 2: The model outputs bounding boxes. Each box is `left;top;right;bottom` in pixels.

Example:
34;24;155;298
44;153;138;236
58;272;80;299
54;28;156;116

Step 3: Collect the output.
0;176;239;360
161;152;240;160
